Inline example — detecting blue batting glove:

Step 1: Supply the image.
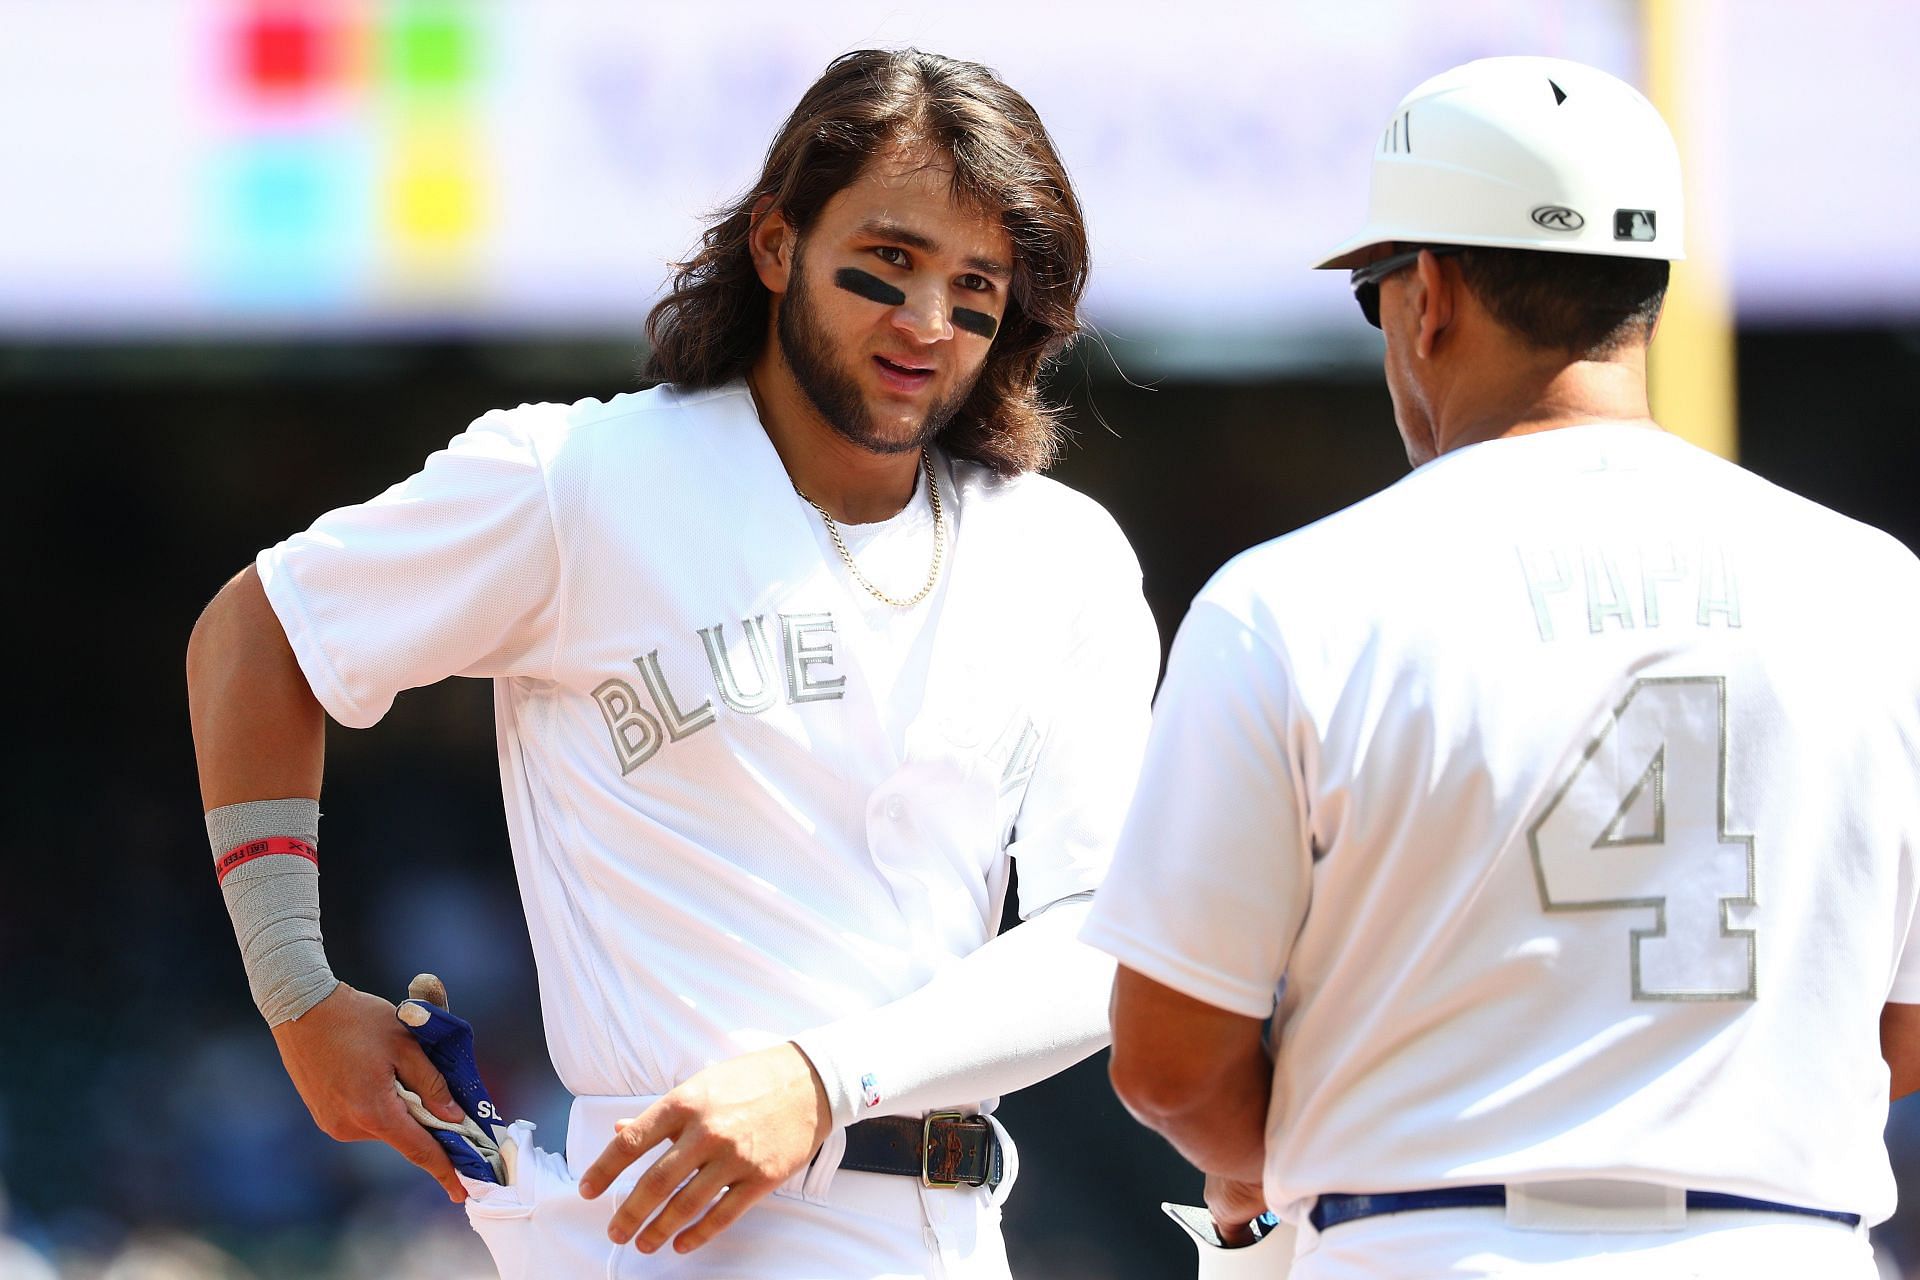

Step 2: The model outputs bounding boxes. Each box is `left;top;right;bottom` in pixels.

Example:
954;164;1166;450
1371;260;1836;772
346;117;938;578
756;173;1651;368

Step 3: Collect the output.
395;975;511;1184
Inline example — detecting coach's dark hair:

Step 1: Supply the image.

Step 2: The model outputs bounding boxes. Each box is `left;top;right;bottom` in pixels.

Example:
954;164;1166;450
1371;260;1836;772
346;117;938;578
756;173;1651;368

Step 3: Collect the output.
644;48;1090;476
1450;248;1670;358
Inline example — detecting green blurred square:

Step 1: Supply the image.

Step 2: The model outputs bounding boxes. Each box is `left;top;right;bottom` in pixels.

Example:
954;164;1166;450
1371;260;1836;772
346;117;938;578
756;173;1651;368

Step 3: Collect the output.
387;2;473;90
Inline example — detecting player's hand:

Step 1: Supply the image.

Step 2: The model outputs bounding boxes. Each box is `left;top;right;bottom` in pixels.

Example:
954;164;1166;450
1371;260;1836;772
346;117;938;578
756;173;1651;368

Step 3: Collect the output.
269;981;472;1202
578;1042;832;1255
1205;1173;1269;1246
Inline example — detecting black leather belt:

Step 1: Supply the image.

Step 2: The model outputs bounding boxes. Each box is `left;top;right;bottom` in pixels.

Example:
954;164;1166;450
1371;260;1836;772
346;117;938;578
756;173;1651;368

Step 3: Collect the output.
1309;1185;1862;1233
840;1112;1003;1189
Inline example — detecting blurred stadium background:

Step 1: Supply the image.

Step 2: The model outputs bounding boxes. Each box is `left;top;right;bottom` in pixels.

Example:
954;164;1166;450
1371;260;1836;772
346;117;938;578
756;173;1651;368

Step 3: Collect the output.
5;1;1919;1276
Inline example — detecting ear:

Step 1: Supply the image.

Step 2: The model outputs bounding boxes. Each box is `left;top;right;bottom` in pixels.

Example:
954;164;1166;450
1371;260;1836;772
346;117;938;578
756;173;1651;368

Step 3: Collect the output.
748;196;795;294
1410;248;1456;360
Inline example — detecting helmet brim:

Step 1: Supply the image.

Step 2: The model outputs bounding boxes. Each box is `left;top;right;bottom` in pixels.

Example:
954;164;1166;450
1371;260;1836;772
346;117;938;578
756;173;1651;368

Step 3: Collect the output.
1313;226;1686;271
1312;232;1384;271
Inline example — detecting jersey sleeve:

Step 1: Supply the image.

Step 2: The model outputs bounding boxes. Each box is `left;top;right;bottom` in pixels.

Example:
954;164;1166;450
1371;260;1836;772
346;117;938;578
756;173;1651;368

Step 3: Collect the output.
1080;599;1312;1019
1891;898;1920;1003
256;406;564;729
1003;530;1162;917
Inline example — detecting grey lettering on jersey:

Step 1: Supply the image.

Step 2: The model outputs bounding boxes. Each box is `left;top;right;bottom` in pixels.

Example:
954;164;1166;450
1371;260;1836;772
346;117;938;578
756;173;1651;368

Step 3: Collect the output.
1596;745;1666;847
992;714;1044;796
699;616;780;714
1696;546;1742;628
593;678;666;774
1518;542;1744;642
782;612;847;704
984;711;1044;850
637;649;717;742
1518;547;1572;641
1583;547;1635;633
1528;675;1757;1002
1639;543;1688;627
594;612;845;773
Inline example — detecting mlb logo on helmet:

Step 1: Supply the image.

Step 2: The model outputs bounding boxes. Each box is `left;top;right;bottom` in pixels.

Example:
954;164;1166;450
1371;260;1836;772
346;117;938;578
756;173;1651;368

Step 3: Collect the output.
1616;209;1658;241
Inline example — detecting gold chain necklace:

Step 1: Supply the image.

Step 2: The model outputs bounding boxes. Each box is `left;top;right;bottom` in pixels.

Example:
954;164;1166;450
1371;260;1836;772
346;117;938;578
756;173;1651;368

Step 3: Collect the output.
795;450;945;609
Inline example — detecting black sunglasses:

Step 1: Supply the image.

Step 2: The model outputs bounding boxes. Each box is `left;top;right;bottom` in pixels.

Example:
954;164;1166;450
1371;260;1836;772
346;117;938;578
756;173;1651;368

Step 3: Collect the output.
1348;246;1464;328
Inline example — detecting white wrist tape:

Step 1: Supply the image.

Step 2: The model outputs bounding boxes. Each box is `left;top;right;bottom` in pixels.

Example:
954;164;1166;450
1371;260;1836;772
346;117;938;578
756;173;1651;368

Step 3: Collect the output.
791;894;1113;1127
206;797;338;1026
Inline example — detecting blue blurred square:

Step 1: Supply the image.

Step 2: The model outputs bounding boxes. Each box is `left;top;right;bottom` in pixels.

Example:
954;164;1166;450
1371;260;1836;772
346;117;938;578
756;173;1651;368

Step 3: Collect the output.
207;136;367;307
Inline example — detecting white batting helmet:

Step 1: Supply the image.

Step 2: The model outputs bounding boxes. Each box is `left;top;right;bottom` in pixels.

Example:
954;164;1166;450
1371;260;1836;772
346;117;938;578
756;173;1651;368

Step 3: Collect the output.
1315;56;1684;269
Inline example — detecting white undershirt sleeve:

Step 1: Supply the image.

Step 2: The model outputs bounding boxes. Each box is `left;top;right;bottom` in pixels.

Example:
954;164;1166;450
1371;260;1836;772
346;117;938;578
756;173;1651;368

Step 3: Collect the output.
791;893;1113;1127
1890;888;1920;1004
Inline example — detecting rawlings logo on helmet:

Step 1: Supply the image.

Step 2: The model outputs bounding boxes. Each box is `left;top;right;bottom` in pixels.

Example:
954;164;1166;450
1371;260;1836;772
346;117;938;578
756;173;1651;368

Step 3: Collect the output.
1531;205;1585;231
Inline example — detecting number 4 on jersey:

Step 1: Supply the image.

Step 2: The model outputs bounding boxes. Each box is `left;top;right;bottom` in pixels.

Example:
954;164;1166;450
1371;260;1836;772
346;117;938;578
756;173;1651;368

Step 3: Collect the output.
1528;676;1758;1002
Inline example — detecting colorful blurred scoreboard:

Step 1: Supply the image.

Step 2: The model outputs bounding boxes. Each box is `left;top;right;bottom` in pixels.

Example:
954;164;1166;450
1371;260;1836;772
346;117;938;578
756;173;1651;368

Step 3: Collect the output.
0;1;1912;365
215;3;485;304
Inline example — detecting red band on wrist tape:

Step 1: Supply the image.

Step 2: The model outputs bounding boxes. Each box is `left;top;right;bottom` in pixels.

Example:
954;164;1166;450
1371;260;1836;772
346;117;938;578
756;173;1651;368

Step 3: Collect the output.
215;837;318;883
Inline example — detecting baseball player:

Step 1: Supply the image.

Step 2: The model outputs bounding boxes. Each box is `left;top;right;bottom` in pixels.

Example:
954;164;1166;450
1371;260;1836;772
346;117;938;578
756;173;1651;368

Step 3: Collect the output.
1084;56;1920;1278
186;49;1159;1278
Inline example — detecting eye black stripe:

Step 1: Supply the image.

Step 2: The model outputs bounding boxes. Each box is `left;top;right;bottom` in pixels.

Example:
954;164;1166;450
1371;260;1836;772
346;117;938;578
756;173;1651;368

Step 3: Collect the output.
951;308;998;339
834;268;906;306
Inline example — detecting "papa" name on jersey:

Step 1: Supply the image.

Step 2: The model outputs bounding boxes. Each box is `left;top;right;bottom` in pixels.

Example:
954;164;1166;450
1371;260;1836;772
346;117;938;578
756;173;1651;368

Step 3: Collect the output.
592;613;844;773
1517;541;1742;642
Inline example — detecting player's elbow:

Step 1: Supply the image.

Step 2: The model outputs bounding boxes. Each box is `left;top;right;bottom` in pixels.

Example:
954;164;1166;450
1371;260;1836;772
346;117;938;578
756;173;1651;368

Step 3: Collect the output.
1107;1031;1215;1131
1107;966;1269;1135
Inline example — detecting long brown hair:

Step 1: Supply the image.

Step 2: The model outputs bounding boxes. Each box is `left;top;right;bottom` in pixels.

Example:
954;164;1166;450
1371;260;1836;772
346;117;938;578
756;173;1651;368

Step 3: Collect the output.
645;49;1090;476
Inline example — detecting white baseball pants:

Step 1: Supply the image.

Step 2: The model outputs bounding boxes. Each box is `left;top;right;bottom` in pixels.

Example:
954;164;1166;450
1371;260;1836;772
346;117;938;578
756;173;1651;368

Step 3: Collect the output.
461;1096;1016;1280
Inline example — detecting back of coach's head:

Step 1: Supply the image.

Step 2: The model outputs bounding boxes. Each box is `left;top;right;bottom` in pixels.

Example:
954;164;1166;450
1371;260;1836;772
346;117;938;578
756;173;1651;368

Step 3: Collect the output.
645;48;1090;477
1317;56;1685;364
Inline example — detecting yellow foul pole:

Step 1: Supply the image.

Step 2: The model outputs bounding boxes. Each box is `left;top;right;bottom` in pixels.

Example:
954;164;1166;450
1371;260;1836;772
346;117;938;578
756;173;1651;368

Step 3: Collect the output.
1642;0;1737;460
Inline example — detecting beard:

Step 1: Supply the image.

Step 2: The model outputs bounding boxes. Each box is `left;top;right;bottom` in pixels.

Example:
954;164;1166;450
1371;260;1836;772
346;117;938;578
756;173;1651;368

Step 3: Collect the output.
776;250;976;456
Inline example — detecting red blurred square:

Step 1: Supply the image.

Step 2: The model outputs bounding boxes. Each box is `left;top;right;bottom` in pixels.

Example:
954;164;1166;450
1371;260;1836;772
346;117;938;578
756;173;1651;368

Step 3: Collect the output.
237;13;328;96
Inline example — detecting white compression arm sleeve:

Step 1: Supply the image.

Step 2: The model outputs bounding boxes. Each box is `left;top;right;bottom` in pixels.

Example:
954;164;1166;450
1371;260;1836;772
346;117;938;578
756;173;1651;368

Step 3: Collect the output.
790;894;1116;1127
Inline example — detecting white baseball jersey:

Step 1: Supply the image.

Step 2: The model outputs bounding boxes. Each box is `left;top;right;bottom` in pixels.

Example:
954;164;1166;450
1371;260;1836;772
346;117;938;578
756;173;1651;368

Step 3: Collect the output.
258;380;1158;1106
1084;423;1920;1229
